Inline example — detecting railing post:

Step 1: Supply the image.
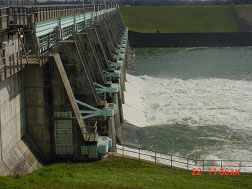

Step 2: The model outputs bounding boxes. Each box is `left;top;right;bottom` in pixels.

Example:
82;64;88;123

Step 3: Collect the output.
221;160;222;169
7;7;9;28
203;160;204;172
171;155;172;168
123;145;124;157
239;161;241;172
155;151;157;164
4;63;7;79
187;159;189;170
139;148;140;160
0;9;2;30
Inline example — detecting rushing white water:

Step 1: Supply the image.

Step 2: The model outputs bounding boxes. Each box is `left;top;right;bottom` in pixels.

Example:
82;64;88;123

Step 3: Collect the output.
123;47;252;161
124;74;252;129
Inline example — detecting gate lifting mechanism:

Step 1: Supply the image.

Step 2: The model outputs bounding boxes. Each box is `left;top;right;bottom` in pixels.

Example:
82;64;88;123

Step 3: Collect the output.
113;53;125;61
116;48;126;54
109;60;123;68
118;43;127;48
76;100;117;120
119;39;126;45
104;70;121;79
94;82;120;95
118;30;128;48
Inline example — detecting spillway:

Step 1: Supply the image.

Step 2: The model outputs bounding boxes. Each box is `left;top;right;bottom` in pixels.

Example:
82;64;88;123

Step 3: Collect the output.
123;47;252;161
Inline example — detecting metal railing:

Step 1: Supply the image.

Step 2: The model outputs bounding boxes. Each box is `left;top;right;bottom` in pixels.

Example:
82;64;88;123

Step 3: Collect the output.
0;7;9;30
0;5;119;81
0;4;118;30
116;144;252;173
0;52;24;81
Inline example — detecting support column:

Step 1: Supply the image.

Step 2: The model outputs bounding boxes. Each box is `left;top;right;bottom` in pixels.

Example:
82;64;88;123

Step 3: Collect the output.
113;93;122;144
119;77;125;104
118;88;124;123
108;116;116;152
121;67;126;92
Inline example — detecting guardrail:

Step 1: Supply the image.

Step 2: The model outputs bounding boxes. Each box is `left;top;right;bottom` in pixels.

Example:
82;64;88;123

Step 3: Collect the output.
116;144;252;173
0;7;9;30
0;52;24;81
0;5;119;81
36;7;116;54
0;4;118;30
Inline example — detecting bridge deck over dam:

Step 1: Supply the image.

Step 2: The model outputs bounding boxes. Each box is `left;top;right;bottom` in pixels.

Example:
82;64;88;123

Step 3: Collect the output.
0;4;118;80
0;3;128;175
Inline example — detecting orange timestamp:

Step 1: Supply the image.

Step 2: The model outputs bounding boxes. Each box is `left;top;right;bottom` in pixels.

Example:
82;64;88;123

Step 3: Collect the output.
192;168;240;175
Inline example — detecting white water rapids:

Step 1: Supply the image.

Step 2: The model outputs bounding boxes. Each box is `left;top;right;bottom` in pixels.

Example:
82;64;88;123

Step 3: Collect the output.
123;74;252;129
122;47;252;161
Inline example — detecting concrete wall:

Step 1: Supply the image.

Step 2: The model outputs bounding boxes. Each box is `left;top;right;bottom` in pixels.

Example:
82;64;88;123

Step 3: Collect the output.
0;72;25;157
23;65;52;161
0;71;42;175
23;59;87;161
128;30;252;47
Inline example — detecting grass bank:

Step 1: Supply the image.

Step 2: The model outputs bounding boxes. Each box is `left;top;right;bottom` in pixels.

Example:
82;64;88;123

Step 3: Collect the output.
120;6;241;33
0;156;251;188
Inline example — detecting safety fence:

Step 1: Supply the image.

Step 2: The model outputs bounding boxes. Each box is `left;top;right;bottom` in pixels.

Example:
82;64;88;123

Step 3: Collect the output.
116;144;252;173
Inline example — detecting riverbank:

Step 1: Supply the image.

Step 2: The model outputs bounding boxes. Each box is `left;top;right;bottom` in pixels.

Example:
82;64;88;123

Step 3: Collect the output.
120;6;241;33
120;5;252;47
1;156;252;188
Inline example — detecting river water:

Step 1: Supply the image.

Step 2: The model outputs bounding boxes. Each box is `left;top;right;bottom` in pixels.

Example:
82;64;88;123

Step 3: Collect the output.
124;47;252;161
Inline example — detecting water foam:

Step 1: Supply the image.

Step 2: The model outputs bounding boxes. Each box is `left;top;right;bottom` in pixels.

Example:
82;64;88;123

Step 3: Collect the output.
123;73;252;130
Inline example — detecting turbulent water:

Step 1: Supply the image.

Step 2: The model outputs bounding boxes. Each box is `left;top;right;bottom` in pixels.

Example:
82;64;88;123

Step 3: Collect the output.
124;47;252;161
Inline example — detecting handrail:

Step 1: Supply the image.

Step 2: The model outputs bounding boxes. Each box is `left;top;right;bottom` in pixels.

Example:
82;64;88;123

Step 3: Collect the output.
116;144;252;173
0;7;120;81
119;143;252;162
0;52;24;81
5;4;104;8
0;4;118;30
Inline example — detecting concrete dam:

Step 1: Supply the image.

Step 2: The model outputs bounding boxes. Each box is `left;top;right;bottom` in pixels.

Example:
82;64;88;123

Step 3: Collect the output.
0;4;128;175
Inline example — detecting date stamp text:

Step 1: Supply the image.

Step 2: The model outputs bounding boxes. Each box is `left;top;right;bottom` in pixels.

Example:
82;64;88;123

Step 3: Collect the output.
192;168;240;175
